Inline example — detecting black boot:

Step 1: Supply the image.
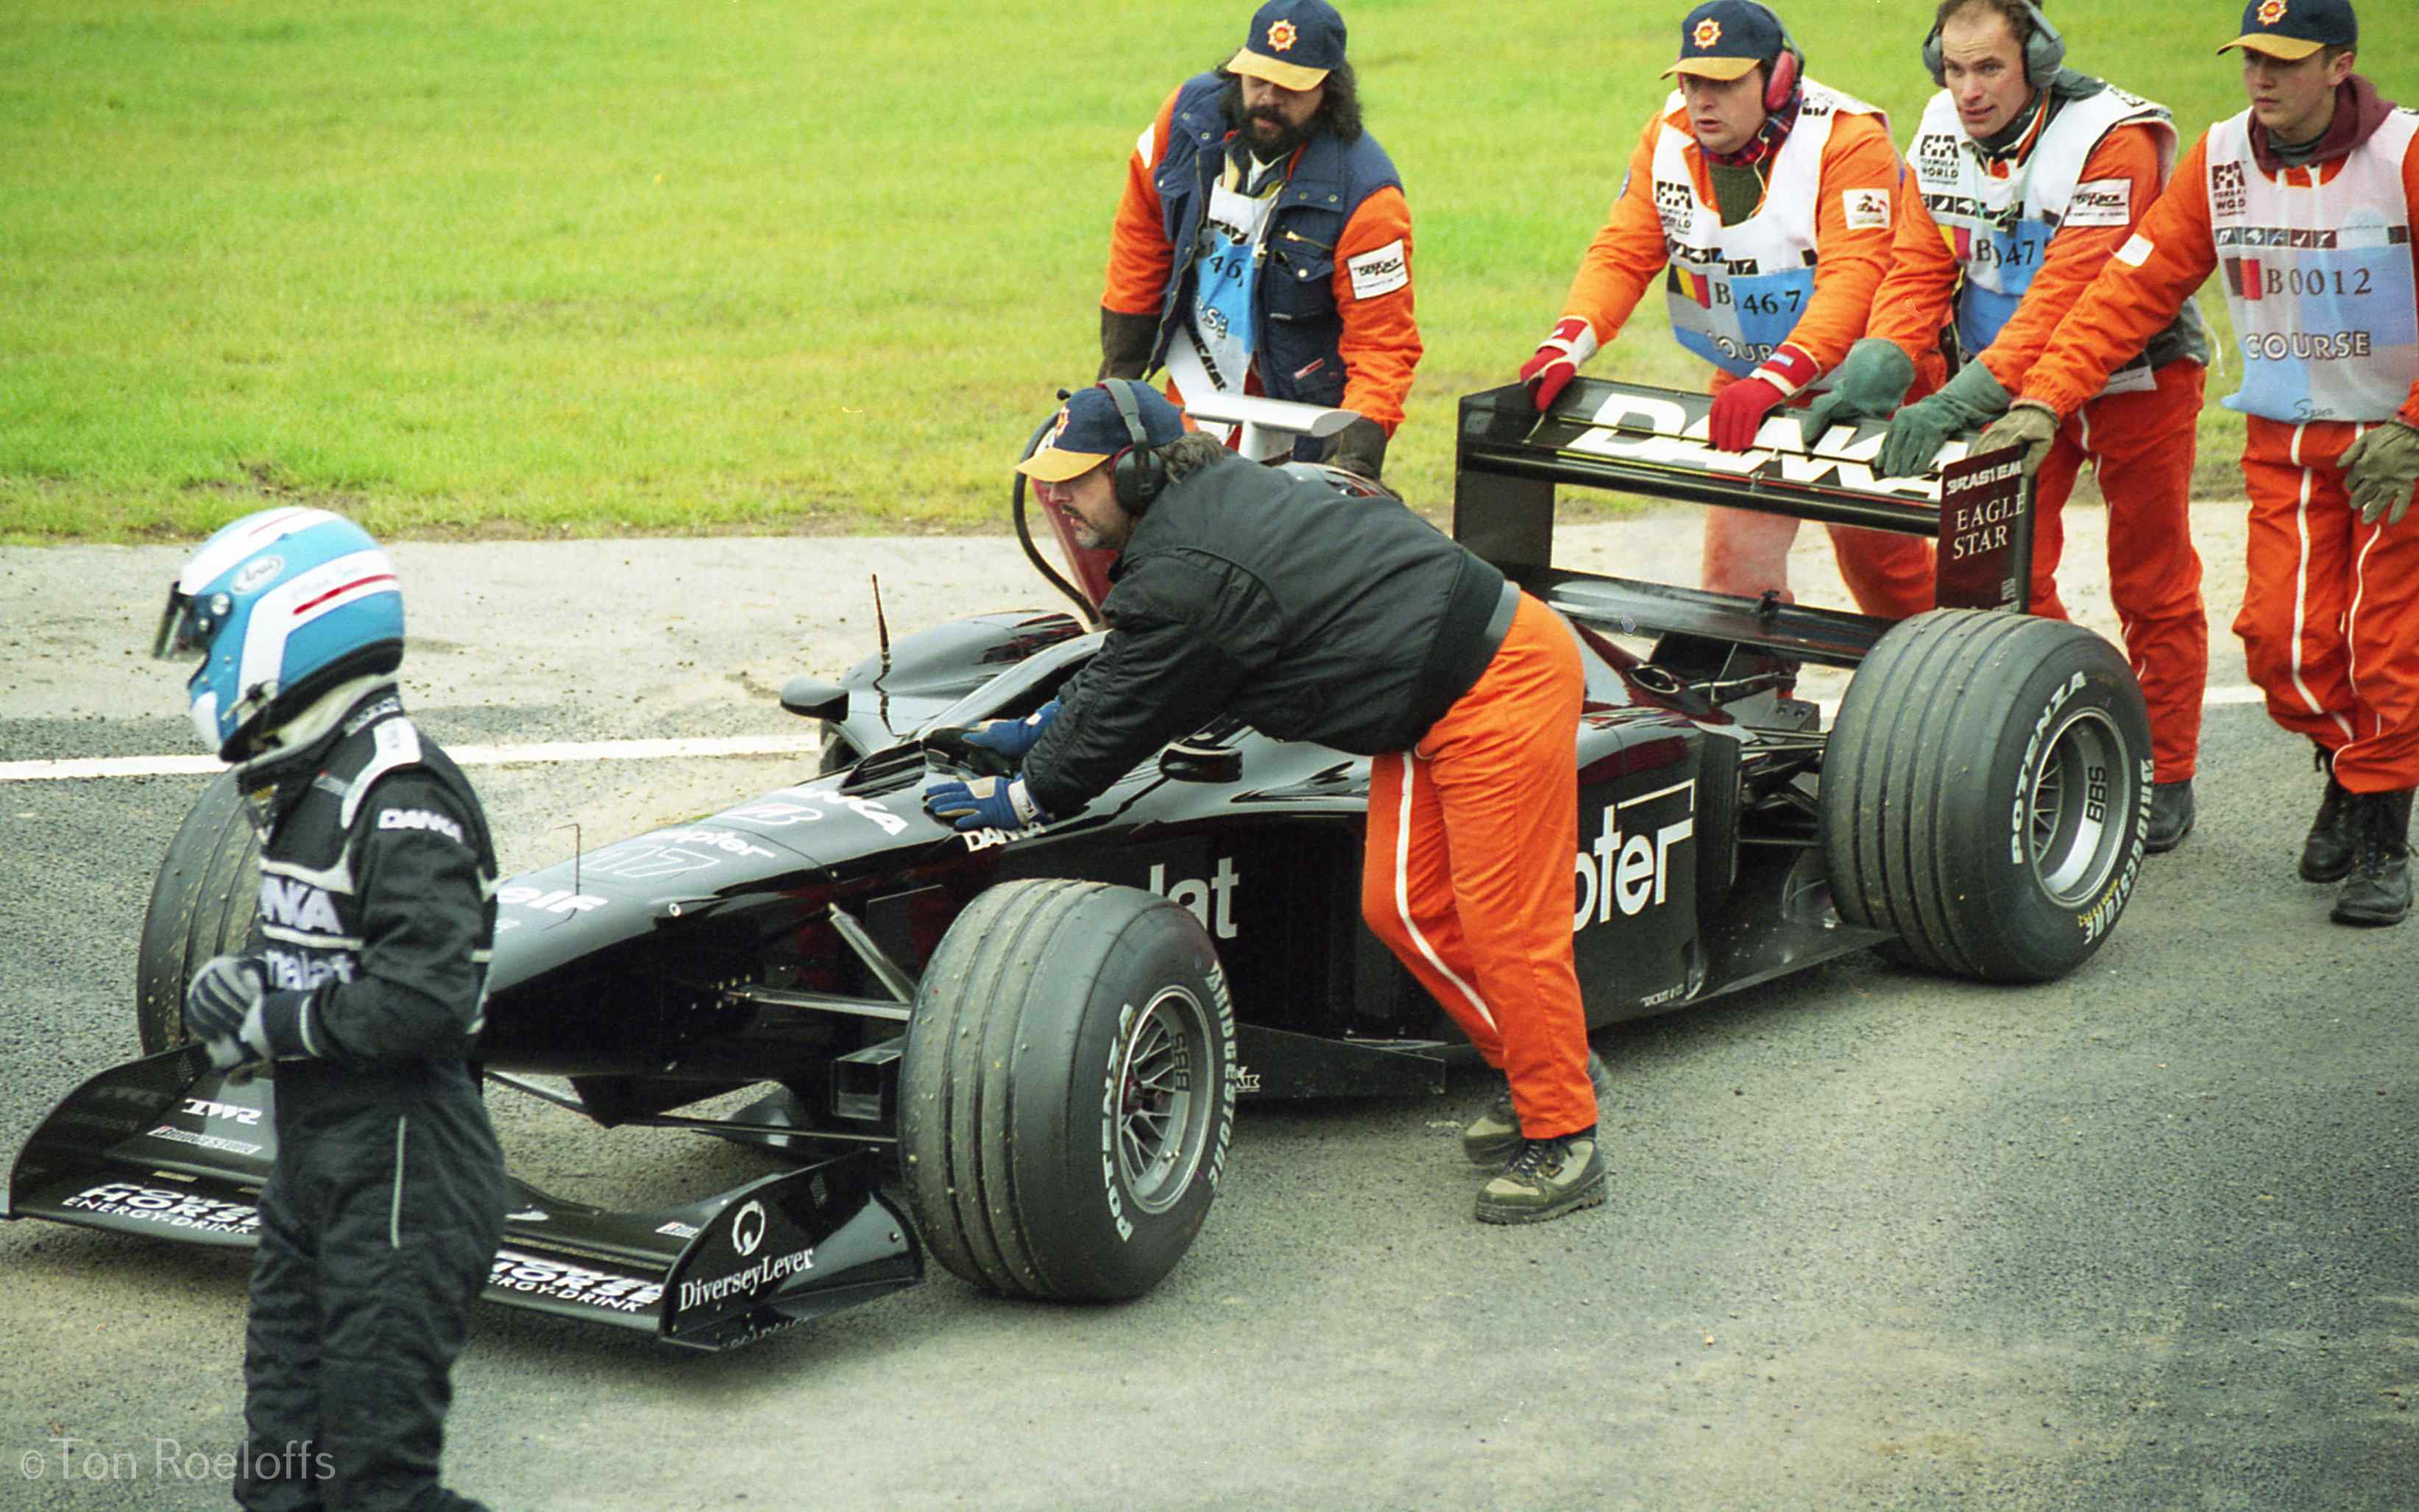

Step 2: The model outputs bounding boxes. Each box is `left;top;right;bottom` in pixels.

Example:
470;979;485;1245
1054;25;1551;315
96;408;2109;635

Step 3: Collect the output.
2331;789;2412;927
2301;745;2356;884
2146;779;2196;853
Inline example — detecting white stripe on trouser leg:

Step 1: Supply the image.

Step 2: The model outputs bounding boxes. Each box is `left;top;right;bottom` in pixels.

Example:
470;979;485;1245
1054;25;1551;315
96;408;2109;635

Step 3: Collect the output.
2287;425;2357;741
2347;423;2376;719
1392;752;1495;1032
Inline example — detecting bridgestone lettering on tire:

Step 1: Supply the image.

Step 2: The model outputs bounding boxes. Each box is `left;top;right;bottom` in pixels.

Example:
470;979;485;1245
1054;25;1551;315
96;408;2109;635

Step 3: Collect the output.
899;879;1236;1301
137;770;263;1053
1821;608;2152;983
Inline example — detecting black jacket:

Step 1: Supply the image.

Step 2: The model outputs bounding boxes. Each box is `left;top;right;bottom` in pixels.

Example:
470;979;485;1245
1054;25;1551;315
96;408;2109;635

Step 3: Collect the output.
1023;456;1512;817
249;688;500;1129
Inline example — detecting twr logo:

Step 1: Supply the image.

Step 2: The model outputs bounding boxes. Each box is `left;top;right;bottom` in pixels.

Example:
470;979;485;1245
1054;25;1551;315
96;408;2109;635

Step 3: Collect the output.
1267;18;1298;52
1693;19;1722;47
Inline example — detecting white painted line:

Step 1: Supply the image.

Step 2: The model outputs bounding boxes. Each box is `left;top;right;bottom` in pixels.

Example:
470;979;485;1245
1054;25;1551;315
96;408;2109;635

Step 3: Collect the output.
0;734;823;784
0;686;2280;785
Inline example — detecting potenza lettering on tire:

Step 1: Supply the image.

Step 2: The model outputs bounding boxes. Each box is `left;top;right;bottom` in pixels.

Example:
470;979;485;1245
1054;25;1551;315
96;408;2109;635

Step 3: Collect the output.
1822;609;2151;983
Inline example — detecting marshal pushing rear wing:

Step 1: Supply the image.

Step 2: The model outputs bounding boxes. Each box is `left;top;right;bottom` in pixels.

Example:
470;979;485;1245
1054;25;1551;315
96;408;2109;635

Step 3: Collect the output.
1453;379;2036;667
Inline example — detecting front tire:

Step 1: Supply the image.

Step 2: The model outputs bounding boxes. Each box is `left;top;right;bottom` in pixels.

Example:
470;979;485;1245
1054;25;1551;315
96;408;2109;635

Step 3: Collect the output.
1821;609;2151;982
135;770;263;1052
899;880;1236;1301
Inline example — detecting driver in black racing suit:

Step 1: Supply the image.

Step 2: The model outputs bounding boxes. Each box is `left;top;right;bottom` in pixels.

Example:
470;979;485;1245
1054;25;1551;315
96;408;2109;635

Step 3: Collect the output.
160;506;505;1512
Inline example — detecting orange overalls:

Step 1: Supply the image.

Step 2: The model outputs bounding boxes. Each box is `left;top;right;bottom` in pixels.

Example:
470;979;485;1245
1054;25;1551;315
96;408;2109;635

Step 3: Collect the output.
1361;595;1596;1139
2021;114;2419;795
1556;90;1935;620
1869;116;2210;784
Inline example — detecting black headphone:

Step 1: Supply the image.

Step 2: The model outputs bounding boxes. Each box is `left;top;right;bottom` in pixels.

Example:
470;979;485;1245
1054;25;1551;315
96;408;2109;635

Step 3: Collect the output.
1740;1;1806;114
1101;377;1167;512
1922;0;2065;90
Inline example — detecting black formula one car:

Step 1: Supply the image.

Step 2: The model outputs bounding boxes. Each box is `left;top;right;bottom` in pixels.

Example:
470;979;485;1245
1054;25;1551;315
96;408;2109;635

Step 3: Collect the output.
6;380;2152;1350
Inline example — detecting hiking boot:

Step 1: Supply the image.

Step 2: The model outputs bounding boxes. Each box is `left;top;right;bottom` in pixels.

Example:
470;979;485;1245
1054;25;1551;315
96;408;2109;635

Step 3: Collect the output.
2145;779;2197;854
1462;1053;1616;1167
1475;1132;1607;1224
2331;789;2412;927
2301;745;2356;884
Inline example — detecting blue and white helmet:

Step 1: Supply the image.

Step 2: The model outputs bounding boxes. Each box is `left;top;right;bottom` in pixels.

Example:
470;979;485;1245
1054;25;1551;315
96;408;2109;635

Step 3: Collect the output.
152;508;405;761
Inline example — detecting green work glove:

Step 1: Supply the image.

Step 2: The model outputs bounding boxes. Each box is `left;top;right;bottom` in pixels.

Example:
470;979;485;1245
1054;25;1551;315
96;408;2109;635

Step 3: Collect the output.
1877;359;2013;479
1797;338;1916;444
1974;399;2062;478
2341;419;2419;527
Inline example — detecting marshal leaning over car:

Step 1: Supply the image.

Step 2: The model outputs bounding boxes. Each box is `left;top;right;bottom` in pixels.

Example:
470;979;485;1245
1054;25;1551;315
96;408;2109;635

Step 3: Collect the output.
1979;0;2419;926
925;380;1610;1224
157;507;506;1510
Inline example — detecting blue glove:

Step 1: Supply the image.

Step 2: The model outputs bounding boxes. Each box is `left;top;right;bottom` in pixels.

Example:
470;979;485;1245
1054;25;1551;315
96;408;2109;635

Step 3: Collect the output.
921;774;1046;833
185;955;272;1071
963;700;1060;762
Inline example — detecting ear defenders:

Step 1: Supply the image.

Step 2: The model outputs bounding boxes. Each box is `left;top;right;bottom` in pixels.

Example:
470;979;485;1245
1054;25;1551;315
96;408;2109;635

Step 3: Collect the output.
1740;1;1805;113
1101;378;1166;512
1922;0;2065;90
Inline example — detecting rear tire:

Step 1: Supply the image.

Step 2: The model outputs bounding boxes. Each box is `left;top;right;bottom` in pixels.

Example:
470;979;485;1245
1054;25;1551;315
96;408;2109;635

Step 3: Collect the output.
136;770;263;1053
1821;609;2150;983
899;880;1236;1301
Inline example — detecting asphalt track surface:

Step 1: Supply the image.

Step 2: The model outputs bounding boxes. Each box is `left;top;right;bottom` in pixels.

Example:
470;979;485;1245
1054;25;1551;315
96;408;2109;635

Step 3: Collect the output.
2;512;2414;1510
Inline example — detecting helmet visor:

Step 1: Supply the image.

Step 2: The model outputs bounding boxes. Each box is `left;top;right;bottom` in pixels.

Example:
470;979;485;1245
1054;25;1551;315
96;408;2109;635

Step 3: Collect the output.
153;585;210;661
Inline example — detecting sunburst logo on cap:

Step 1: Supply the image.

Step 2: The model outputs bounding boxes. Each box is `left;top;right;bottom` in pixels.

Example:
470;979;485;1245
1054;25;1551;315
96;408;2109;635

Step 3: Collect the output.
1267;18;1299;52
1693;18;1723;48
2256;0;2287;24
1046;408;1072;445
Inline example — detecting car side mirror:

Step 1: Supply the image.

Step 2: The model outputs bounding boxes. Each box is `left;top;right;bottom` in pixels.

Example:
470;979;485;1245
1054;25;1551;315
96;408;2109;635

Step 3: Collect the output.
781;675;849;721
1158;739;1242;784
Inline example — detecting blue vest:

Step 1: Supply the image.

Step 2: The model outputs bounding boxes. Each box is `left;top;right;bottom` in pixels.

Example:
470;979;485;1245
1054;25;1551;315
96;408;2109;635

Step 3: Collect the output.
1147;73;1404;458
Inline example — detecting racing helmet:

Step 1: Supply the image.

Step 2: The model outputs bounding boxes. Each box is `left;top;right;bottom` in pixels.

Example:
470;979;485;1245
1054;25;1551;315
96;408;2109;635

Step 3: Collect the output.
152;507;405;761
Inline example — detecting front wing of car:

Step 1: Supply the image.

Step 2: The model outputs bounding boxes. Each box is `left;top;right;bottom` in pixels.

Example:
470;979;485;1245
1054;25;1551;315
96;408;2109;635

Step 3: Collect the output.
3;1047;921;1350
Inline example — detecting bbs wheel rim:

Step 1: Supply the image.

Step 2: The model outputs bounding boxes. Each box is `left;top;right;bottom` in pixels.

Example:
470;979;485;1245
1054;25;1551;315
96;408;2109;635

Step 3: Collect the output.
2027;707;2129;906
1113;986;1215;1217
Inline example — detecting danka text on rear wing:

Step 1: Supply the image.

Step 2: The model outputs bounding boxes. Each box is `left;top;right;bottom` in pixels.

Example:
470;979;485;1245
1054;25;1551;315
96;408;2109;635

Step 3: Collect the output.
1452;378;2035;629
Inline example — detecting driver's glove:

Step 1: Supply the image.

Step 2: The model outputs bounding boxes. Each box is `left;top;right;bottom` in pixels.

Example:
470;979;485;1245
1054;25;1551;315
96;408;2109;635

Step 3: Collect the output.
1518;317;1598;413
184;955;273;1071
1797;338;1917;444
1879;359;2013;480
2341;419;2419;527
1318;416;1389;480
963;700;1060;762
922;774;1048;833
1973;400;2062;478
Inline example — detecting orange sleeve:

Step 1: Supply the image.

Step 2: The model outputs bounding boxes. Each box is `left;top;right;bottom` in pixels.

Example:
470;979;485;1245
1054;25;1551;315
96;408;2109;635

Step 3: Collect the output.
1328;186;1421;436
1777;112;1904;377
1102;88;1185;316
2021;134;2220;417
1977;124;2169;395
1556;113;1672;347
1863;172;1961;365
2404;135;2419;430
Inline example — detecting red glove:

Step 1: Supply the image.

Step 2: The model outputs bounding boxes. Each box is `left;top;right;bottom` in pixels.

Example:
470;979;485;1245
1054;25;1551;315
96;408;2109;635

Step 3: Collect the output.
1518;317;1598;412
1706;345;1823;452
1707;378;1787;451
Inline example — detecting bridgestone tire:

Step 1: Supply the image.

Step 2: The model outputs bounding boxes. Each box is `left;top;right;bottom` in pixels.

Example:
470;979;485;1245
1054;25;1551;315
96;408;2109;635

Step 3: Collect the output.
899;879;1236;1302
1821;608;2151;983
136;770;263;1053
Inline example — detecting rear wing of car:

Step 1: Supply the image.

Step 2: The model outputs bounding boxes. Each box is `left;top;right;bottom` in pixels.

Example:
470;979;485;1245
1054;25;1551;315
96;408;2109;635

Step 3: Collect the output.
1454;379;2035;668
4;1048;921;1350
